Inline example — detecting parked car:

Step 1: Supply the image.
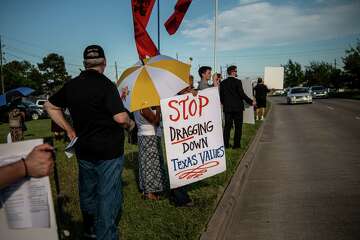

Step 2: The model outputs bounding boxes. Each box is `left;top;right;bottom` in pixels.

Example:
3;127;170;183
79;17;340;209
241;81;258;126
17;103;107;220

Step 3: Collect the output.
0;100;47;122
309;86;328;98
35;99;47;108
287;87;312;104
272;89;285;96
16;100;47;120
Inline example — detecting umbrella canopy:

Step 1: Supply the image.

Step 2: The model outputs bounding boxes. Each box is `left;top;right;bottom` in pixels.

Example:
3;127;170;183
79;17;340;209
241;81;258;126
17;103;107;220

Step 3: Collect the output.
116;55;191;112
0;87;35;106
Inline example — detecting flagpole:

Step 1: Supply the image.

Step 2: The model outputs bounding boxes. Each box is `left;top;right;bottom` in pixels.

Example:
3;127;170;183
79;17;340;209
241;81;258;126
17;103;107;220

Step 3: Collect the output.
213;0;218;73
157;0;161;53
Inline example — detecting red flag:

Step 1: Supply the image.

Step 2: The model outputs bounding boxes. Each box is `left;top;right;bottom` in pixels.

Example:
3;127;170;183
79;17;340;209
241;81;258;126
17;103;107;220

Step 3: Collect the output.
132;0;155;27
132;0;158;59
164;0;192;35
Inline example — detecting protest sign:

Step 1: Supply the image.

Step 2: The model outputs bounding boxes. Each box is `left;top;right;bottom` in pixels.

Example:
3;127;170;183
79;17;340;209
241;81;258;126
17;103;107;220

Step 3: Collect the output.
241;79;255;124
160;87;226;189
264;66;284;89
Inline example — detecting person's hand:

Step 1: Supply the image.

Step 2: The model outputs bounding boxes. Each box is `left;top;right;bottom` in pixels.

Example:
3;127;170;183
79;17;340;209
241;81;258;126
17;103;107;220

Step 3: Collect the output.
25;144;54;178
190;89;198;97
120;86;129;101
252;100;256;107
127;119;136;132
212;74;220;87
67;129;77;140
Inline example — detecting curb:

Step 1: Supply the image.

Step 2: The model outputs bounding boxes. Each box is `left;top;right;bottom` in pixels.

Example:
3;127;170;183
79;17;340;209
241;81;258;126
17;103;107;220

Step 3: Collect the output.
200;105;272;240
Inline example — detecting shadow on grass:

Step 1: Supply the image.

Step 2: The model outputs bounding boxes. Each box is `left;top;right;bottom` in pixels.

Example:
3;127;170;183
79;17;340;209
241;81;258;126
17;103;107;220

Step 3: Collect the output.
124;150;140;191
53;194;84;240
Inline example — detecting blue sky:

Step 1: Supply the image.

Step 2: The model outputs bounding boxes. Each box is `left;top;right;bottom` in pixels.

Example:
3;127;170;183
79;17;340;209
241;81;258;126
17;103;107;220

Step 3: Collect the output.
1;0;359;81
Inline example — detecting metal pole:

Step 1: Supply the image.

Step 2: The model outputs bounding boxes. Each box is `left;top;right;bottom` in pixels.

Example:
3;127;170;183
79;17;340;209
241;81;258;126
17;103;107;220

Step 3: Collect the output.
0;35;4;94
213;0;218;73
157;0;161;53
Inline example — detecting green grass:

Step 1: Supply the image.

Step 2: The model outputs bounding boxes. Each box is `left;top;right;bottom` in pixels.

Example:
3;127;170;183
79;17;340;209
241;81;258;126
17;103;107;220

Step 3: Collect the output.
0;118;261;240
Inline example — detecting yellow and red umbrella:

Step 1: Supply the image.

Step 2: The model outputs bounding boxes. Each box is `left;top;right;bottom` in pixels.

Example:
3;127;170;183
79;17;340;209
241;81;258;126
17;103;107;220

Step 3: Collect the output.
116;55;191;112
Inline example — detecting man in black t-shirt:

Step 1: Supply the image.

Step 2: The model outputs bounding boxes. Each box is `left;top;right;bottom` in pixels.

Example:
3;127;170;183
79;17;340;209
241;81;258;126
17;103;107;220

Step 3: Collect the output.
253;77;270;121
44;45;134;240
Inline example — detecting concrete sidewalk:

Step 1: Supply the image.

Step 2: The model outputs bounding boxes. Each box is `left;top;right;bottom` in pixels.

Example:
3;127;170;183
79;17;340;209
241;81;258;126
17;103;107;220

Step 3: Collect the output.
200;105;269;240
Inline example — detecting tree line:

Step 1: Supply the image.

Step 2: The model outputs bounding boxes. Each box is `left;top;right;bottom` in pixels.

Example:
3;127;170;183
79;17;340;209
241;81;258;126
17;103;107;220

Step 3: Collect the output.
2;53;71;95
2;40;360;95
283;40;360;89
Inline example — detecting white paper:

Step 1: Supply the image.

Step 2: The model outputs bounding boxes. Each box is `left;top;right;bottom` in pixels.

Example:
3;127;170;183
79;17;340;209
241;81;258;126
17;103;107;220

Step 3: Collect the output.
0;139;50;229
161;87;226;189
64;137;78;158
241;79;255;124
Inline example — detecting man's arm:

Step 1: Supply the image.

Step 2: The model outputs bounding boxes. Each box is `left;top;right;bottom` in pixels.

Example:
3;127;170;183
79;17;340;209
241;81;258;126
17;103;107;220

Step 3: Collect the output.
113;112;135;130
44;101;76;140
219;82;224;104
0;144;54;189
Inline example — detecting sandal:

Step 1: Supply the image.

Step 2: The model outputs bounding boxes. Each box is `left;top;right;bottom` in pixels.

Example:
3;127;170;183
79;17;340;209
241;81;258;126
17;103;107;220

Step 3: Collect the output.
142;192;160;200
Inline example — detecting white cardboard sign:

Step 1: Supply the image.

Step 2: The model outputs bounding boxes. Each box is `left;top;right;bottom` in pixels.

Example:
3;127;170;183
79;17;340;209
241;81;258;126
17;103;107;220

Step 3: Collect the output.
264;67;284;89
241;79;255;124
160;87;226;189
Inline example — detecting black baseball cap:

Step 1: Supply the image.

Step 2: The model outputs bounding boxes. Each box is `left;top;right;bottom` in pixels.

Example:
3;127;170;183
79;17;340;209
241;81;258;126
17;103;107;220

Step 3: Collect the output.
83;45;105;59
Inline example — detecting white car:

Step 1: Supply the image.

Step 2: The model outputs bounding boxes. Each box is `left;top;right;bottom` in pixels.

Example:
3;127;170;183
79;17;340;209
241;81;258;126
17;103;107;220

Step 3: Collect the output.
287;87;312;104
35;99;47;108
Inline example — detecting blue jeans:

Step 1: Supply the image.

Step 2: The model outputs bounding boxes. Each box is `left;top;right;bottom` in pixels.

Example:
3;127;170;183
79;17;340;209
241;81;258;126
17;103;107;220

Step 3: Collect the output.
78;156;124;240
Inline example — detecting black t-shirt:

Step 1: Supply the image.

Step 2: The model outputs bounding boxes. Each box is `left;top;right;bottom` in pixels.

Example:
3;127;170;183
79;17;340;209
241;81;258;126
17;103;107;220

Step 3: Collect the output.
49;69;126;160
254;84;269;100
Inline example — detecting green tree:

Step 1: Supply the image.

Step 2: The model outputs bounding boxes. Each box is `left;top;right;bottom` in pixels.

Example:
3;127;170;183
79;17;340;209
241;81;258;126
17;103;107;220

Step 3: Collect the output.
3;60;43;92
282;59;304;87
305;61;338;87
342;40;360;88
37;53;70;91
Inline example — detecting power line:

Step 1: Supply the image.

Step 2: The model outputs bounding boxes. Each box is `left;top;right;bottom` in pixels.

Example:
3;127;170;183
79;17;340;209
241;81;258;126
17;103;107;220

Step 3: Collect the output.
6;45;84;67
5;51;79;76
2;36;128;68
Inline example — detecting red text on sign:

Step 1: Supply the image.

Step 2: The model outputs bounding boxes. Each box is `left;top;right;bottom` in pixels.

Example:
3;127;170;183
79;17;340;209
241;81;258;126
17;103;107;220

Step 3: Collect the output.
168;95;209;122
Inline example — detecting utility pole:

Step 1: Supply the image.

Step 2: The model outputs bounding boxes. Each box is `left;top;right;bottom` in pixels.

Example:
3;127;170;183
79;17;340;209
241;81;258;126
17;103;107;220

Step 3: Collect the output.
115;61;118;81
213;0;218;73
176;53;179;60
0;35;4;94
157;0;161;53
334;58;337;69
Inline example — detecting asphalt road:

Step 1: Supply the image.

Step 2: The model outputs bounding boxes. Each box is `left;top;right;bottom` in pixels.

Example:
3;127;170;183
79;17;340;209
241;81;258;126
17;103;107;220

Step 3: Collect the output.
225;97;360;240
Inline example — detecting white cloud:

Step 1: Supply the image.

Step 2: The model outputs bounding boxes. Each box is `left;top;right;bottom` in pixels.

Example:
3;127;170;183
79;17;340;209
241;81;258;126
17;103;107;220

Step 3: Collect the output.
239;0;262;4
181;1;360;51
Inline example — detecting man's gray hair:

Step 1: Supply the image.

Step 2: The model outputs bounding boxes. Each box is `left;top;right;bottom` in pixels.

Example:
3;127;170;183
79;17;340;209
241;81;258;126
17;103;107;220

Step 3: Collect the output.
83;58;106;69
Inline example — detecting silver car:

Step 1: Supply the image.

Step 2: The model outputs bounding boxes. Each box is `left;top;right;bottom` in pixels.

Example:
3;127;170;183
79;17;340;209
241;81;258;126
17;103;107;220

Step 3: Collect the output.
287;87;313;104
309;86;328;98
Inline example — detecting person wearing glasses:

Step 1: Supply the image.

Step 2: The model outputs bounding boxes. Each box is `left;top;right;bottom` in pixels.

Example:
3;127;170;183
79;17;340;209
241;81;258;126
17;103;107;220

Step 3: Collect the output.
220;65;255;149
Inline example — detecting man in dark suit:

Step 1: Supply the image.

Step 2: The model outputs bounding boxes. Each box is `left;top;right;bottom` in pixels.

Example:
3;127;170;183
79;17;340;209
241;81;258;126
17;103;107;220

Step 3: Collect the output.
220;65;255;149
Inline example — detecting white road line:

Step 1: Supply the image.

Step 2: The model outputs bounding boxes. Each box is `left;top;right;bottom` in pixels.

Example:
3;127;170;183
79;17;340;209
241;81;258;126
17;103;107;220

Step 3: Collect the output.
327;106;335;110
